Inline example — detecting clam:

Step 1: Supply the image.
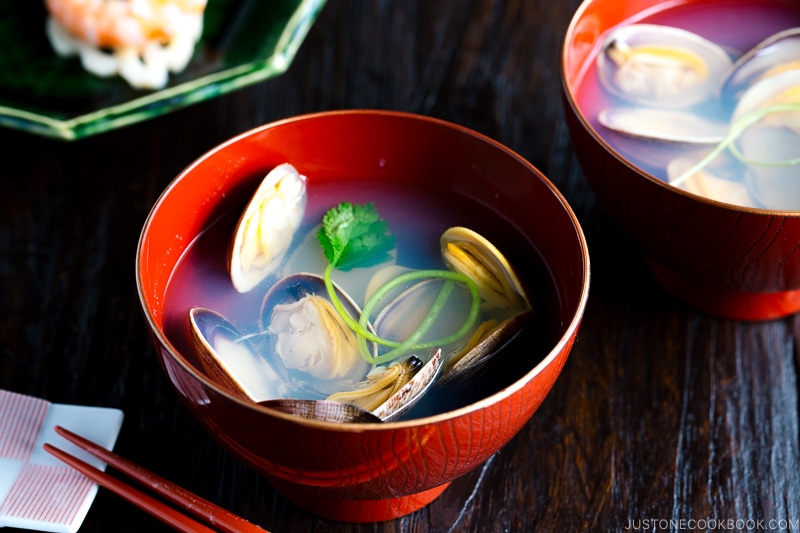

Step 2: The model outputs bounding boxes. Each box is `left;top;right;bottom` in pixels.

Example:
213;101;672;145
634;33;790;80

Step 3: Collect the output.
720;27;800;105
229;163;307;293
371;350;442;422
597;24;733;109
258;272;447;421
371;276;474;354
731;69;800;131
440;226;529;313
364;265;414;304
189;307;383;423
327;355;424;411
366;270;528;389
259;273;372;397
349;227;533;394
729;71;800;208
738;123;800;210
666;156;758;207
329;350;444;422
189;307;286;402
260;399;383;423
437;309;532;389
598;107;728;144
436;227;532;387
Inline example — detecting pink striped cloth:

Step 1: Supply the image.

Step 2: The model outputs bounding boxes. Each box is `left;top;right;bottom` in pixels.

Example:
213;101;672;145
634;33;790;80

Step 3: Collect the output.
0;390;48;462
0;389;124;533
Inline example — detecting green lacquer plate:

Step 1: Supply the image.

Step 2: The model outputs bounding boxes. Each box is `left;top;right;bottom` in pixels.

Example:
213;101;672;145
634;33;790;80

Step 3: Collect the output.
0;0;326;140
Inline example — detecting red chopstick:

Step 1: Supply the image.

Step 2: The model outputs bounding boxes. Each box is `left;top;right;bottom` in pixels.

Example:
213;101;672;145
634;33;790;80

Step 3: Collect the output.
44;426;269;533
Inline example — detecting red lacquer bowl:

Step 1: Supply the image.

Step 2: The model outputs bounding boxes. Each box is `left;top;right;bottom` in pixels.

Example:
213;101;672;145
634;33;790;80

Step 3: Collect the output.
562;0;800;320
136;110;589;522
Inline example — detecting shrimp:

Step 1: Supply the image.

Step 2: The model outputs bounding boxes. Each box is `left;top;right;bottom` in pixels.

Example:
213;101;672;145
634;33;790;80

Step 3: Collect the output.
44;0;208;89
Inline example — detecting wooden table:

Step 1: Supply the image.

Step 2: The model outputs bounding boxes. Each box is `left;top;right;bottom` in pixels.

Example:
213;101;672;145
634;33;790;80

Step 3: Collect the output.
2;1;799;531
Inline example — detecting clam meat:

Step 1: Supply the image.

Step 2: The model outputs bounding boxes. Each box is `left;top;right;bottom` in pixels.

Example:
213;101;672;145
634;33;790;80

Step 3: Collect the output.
260;273;372;397
371;349;442;422
597;24;733;109
327;355;424;412
229;163;308;293
440;226;530;313
329;349;443;422
327;350;442;422
269;294;364;381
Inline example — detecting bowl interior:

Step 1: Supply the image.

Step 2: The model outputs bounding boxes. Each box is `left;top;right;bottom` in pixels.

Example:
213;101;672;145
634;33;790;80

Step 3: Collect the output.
138;110;589;419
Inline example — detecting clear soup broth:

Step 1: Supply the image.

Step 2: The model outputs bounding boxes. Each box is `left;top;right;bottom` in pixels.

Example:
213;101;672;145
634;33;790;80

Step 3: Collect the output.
163;174;557;420
576;0;800;210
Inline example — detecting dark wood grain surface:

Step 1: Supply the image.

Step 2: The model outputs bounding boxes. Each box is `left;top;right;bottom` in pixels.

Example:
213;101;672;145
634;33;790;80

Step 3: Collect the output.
2;1;800;532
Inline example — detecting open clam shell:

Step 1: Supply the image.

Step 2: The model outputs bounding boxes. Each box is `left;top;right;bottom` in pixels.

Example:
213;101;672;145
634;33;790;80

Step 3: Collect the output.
259;399;383;423
229;163;307;293
189;307;285;402
597;23;733;109
327;355;424;412
738;123;800;210
370;276;474;356
259;273;373;397
666;156;758;208
598;107;728;144
441;226;530;312
731;69;800;127
371;349;444;422
720;27;800;105
437;309;532;390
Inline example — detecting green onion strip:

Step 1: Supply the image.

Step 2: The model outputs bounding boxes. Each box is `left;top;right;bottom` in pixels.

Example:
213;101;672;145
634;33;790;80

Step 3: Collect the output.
670;103;800;188
323;264;481;365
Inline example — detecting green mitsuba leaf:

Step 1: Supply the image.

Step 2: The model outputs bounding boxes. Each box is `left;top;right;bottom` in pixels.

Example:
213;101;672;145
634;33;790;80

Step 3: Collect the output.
317;202;395;271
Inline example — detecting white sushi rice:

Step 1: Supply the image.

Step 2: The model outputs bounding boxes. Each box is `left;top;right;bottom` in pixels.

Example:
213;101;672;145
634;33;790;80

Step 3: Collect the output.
45;13;203;90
